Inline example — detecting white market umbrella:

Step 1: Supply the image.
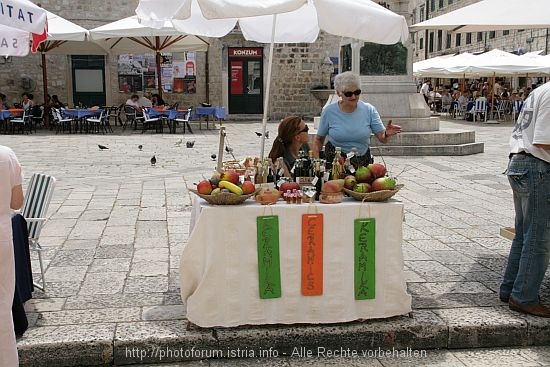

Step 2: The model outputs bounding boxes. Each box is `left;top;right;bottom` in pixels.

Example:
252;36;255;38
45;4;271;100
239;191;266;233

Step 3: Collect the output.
136;0;409;159
0;0;47;57
90;16;209;97
0;24;30;56
0;0;47;33
410;0;550;32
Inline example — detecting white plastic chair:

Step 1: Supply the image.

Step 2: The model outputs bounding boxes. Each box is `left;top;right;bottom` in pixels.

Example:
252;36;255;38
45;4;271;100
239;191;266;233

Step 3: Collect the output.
173;107;193;134
20;173;57;291
494;100;511;121
10;109;31;134
142;108;161;133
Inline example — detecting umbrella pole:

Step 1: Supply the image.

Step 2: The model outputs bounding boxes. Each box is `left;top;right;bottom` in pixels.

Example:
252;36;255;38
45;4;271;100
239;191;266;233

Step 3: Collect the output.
41;52;48;125
156;51;163;98
491;72;495;118
259;14;277;161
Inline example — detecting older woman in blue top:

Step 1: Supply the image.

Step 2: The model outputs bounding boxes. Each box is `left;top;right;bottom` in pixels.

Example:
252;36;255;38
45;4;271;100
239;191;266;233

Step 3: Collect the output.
312;71;401;167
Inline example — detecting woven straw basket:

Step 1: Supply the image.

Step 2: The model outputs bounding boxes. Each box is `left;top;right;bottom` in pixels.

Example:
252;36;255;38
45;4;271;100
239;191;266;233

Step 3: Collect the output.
343;184;404;202
189;188;257;205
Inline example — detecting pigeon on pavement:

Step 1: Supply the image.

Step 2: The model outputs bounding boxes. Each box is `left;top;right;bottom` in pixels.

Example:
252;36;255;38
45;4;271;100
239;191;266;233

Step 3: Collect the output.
98;144;109;150
186;140;195;148
174;139;183;147
138;144;143;151
254;131;269;138
150;155;156;166
211;154;217;161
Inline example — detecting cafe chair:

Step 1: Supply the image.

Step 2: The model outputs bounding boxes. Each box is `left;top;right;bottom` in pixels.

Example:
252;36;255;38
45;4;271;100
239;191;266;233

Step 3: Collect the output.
472;100;487;123
86;110;112;134
52;108;74;134
123;105;144;130
20;173;57;291
512;100;524;121
173;107;193;134
142;107;160;133
10;109;31;134
493;100;511;122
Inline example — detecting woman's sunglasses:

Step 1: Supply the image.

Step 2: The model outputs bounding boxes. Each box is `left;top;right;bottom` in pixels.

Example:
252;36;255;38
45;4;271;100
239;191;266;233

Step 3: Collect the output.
343;89;362;97
298;125;309;133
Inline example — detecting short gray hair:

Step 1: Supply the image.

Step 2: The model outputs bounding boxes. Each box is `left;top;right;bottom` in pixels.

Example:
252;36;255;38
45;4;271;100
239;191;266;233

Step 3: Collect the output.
334;71;361;93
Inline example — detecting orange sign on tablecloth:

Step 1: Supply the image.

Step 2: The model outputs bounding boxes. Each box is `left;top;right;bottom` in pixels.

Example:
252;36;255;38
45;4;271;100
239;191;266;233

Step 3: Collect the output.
301;214;323;296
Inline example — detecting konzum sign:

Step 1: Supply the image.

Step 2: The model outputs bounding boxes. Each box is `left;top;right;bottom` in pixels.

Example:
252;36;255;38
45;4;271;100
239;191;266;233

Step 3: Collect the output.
228;47;263;58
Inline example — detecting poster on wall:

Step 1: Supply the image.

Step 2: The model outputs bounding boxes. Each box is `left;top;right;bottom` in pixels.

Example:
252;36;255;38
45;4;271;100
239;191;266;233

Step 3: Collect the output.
143;71;156;90
184;75;196;94
118;52;195;93
118;75;143;93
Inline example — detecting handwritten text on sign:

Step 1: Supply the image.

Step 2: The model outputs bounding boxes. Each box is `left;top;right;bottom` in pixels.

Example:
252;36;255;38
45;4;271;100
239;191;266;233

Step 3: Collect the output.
256;215;281;299
301;214;323;296
354;219;376;300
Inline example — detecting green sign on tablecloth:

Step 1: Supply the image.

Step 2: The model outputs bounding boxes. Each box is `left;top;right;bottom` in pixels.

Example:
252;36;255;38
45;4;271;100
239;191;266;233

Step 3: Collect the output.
257;215;281;299
354;218;376;300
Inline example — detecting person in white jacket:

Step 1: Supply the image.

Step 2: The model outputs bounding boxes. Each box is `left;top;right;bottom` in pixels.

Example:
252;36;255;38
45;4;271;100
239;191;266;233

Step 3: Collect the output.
0;145;24;367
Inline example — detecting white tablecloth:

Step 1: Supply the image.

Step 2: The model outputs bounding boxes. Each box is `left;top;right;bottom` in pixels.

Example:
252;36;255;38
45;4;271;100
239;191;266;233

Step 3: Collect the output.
182;196;411;327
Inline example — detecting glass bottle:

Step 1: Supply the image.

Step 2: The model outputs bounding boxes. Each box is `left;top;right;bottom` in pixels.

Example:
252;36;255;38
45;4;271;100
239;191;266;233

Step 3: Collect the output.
331;146;343;180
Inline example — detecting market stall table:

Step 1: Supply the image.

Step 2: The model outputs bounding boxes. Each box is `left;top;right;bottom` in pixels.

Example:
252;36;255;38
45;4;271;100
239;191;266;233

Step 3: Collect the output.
193;106;226;130
183;196;412;328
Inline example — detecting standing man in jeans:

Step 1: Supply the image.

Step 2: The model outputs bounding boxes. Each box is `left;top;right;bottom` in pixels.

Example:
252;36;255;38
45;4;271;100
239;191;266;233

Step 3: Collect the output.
0;145;24;366
500;82;550;317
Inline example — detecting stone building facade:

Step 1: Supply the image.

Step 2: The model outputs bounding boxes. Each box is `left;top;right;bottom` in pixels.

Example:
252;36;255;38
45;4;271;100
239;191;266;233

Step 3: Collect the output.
0;0;340;121
408;0;550;62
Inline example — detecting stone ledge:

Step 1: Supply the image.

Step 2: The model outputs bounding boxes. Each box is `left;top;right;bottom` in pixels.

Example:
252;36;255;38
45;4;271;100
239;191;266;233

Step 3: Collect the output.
18;306;550;366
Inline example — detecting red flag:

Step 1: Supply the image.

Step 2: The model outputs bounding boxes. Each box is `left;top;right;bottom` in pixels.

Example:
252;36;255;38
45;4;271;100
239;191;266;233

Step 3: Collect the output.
31;19;48;53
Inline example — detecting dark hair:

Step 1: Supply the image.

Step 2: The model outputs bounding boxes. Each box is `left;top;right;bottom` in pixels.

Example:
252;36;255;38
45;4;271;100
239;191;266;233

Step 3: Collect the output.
268;115;303;162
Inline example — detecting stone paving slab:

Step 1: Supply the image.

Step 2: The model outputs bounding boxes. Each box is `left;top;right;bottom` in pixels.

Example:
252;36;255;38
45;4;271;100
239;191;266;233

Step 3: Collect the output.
4;119;549;366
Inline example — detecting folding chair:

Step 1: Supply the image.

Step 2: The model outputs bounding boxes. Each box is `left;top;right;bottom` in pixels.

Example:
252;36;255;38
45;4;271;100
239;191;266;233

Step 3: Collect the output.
20;173;57;291
512;100;524;121
86;110;112;134
472;100;487;123
494;100;511;121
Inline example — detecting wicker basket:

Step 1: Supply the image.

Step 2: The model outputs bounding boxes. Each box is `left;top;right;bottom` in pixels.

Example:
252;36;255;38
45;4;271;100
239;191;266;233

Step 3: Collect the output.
343;184;404;202
189;188;257;205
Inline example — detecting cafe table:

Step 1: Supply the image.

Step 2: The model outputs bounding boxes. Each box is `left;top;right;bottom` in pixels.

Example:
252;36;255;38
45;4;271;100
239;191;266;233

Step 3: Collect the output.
182;196;412;327
63;108;103;133
0;109;24;133
193;106;226;130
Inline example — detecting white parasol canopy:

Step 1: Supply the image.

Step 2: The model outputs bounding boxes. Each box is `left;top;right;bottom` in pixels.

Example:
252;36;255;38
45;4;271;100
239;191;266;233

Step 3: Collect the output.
413;50;550;78
135;0;409;158
410;0;550;32
0;24;30;56
0;0;47;33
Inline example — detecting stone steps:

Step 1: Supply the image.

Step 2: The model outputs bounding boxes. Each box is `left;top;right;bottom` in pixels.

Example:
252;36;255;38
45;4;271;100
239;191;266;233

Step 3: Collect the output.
371;142;485;156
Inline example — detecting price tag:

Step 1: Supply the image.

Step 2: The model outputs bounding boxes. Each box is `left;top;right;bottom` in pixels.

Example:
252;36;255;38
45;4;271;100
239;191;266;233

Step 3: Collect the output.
354;218;376;300
323;172;330;182
278;168;285;176
290;166;295;174
311;176;319;185
257;216;282;299
347;151;356;159
277;179;287;188
349;166;356;174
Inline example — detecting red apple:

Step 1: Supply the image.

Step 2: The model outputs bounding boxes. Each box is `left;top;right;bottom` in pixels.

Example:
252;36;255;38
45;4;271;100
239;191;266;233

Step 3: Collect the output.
355;166;373;183
371;177;396;191
367;163;387;179
197;179;213;195
241;180;256;195
354;183;371;193
221;170;240;184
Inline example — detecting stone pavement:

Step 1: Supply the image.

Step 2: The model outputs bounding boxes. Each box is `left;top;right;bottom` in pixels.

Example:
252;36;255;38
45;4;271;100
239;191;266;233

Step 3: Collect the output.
3;118;550;366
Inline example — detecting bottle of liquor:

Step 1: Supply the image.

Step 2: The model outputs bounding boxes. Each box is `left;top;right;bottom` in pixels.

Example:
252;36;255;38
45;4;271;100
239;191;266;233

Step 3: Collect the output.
313;160;323;200
331;146;343;180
